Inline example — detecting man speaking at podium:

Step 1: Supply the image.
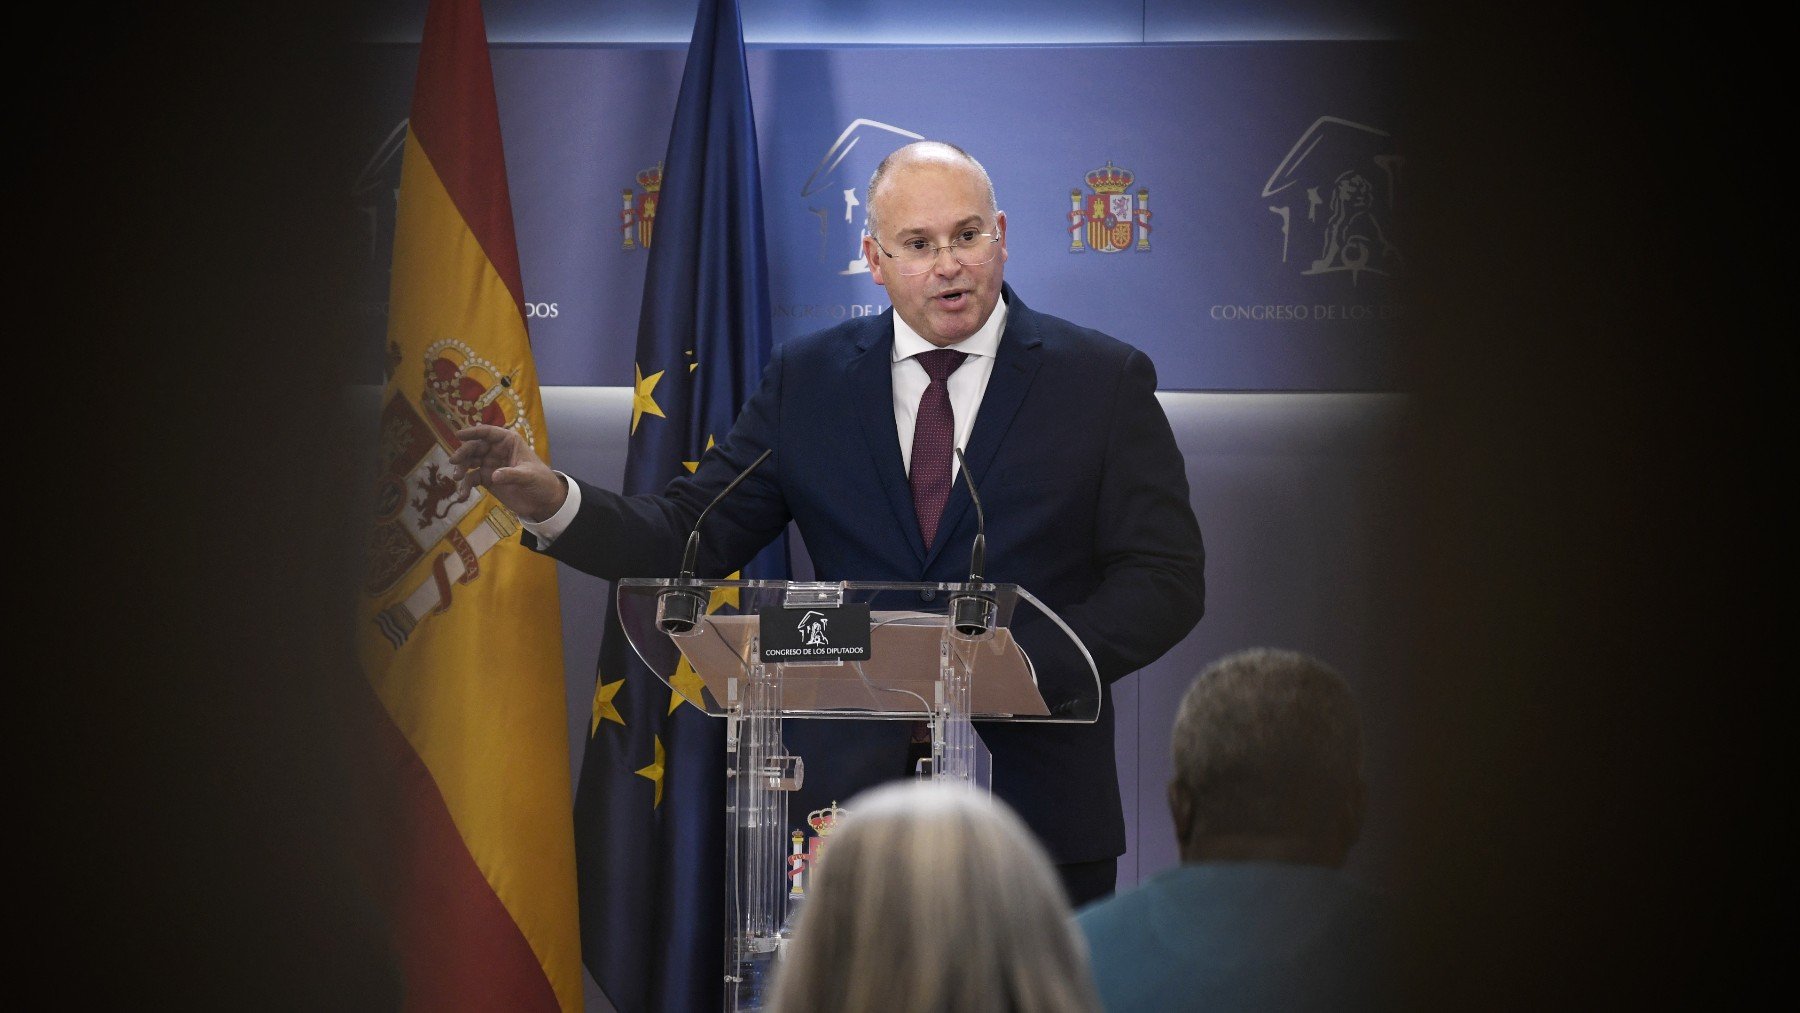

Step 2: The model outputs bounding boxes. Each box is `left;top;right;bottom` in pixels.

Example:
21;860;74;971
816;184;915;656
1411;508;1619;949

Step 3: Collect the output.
452;140;1205;906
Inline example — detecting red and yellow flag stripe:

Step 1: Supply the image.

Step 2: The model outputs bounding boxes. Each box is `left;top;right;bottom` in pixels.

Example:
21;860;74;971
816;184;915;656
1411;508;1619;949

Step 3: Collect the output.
358;2;579;1009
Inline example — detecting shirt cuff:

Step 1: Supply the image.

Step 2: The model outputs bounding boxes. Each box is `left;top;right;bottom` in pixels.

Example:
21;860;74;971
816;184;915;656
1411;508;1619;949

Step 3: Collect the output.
520;472;580;547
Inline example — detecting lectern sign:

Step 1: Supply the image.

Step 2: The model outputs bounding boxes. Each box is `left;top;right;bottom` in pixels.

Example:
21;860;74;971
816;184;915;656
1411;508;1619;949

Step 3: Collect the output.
757;604;872;661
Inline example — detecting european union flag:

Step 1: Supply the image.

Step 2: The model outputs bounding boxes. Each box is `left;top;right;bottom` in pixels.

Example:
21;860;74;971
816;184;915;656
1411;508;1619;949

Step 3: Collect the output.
572;1;785;1010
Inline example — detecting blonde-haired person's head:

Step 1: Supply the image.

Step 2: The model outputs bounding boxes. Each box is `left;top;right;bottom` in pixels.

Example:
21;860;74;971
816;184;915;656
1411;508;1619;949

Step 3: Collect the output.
768;779;1100;1013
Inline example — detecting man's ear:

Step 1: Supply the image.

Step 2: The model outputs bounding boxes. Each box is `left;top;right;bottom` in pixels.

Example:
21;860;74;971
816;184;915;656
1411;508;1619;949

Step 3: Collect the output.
1167;780;1193;843
862;233;886;285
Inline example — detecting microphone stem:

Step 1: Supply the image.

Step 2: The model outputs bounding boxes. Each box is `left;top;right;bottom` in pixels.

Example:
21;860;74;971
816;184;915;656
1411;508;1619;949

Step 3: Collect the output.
680;447;772;579
954;448;986;585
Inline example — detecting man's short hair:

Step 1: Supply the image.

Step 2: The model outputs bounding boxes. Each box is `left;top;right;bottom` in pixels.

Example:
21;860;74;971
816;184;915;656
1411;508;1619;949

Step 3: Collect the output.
1170;647;1364;842
863;140;998;239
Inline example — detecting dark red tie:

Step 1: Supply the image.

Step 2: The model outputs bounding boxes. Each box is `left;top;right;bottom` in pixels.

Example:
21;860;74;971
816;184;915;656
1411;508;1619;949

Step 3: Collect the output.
910;348;968;546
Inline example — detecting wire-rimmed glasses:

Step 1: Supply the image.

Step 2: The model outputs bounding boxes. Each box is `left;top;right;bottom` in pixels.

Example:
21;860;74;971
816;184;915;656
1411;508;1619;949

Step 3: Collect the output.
870;225;1002;277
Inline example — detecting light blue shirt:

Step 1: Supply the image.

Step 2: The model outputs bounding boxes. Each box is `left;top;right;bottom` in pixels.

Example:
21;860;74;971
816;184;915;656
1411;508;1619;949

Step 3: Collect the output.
1075;862;1395;1013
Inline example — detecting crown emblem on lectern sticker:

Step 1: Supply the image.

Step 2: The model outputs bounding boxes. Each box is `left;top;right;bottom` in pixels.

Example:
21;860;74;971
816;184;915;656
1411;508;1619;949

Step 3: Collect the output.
808;800;848;836
788;801;849;898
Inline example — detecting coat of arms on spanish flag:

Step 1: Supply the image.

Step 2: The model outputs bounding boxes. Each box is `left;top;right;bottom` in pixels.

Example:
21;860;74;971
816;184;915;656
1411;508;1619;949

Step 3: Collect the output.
358;1;580;1009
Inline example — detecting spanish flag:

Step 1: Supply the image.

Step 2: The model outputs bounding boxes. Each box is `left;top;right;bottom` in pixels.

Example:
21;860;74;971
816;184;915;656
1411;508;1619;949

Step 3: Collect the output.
358;1;580;1009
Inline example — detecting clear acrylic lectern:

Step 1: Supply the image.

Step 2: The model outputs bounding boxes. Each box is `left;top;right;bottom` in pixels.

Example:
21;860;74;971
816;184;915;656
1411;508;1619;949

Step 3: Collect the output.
614;578;1100;1013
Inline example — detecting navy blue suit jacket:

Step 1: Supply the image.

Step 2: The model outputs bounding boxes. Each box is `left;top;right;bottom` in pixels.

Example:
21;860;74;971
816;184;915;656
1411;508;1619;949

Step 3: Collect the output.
542;285;1205;862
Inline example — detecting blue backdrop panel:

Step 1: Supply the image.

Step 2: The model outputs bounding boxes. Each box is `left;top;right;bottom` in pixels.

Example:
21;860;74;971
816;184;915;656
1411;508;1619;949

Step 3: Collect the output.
355;41;1404;391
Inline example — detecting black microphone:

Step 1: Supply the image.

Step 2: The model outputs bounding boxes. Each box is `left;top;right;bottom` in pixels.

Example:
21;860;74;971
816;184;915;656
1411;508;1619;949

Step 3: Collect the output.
949;448;997;639
658;447;773;635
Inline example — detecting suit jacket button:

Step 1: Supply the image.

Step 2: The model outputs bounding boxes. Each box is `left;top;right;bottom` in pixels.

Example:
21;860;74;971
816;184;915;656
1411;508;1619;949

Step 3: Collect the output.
919;588;936;602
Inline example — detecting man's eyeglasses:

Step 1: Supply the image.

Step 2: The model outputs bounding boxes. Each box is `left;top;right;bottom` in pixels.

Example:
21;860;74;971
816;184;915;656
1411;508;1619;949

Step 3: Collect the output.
870;226;1002;277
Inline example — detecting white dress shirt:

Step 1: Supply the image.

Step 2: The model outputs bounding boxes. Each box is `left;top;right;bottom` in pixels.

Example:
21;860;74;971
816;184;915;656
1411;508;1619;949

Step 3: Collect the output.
890;295;1005;481
525;295;1009;547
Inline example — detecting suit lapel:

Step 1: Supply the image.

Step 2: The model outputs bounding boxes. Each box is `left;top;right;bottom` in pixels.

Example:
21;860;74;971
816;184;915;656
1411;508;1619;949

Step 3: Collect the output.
847;312;928;564
923;286;1043;571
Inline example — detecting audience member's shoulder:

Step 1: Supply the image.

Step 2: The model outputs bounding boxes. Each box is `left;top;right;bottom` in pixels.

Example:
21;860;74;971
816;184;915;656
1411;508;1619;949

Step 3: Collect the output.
1073;863;1195;947
1073;875;1145;934
1078;864;1397;1013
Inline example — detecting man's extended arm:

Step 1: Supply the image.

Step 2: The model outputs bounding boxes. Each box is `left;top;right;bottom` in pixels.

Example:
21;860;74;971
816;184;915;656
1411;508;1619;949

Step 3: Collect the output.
453;345;794;582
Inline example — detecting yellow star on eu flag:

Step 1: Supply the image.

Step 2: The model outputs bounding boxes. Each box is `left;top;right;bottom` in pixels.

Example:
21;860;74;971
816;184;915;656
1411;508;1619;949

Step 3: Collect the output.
631;363;666;434
668;657;708;715
590;677;625;736
636;735;667;807
683;434;717;473
708;571;741;613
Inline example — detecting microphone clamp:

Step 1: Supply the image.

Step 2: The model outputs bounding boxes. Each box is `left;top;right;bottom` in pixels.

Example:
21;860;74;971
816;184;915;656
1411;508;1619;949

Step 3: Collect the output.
657;579;706;636
949;586;997;640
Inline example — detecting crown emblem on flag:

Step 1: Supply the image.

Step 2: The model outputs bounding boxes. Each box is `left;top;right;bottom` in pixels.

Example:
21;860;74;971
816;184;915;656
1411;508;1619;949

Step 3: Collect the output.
807;801;848;837
421;338;535;448
636;164;663;194
1085;161;1134;195
363;339;535;634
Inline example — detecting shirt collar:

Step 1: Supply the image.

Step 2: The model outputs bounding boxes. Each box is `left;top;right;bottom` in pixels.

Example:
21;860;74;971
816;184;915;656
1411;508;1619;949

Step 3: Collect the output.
890;292;1008;364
